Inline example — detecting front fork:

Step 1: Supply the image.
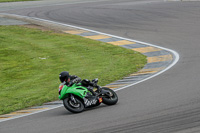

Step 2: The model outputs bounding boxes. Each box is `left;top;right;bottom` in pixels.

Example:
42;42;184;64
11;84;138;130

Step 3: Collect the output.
70;94;77;104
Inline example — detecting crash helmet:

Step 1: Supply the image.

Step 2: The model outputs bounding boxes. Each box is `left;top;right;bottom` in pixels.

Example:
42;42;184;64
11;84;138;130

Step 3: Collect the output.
59;71;70;83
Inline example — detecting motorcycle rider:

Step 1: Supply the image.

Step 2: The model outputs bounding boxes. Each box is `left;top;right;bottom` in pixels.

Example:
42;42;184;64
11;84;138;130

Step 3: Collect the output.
59;71;97;96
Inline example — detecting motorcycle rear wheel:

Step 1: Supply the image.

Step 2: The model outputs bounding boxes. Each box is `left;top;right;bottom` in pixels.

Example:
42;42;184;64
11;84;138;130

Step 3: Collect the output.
63;96;84;113
102;87;118;105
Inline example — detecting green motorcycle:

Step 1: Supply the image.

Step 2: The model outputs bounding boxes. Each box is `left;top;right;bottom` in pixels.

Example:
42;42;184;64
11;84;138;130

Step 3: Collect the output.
58;78;118;113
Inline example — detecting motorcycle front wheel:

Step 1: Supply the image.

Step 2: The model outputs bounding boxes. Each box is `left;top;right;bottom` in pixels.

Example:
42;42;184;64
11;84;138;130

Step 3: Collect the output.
101;87;118;105
63;96;84;113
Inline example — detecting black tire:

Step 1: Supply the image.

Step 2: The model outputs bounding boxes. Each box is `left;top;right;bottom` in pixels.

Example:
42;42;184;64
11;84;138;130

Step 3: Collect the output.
63;95;84;113
102;87;118;105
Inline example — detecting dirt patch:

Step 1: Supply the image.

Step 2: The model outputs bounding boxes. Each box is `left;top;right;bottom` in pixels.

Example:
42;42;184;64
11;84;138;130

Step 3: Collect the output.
20;24;63;33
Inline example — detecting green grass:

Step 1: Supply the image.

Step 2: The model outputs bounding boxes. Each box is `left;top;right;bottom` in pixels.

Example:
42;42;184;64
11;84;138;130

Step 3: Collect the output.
0;25;146;115
0;0;37;2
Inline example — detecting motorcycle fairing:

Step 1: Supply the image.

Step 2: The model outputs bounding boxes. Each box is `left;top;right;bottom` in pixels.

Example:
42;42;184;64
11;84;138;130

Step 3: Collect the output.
59;84;89;100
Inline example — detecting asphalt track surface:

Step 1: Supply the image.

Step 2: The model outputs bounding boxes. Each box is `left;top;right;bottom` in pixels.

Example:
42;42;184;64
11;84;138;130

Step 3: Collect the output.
1;0;200;132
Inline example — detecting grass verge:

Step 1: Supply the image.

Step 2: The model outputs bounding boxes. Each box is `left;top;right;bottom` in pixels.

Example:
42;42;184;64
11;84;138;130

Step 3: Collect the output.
0;25;146;115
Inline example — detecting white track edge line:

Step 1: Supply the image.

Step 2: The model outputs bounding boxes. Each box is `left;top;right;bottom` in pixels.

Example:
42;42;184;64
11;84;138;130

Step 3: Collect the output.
0;13;179;122
0;105;63;123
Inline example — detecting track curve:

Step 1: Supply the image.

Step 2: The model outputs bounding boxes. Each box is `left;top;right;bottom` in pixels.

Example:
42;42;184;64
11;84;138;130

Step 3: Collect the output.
1;0;200;133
